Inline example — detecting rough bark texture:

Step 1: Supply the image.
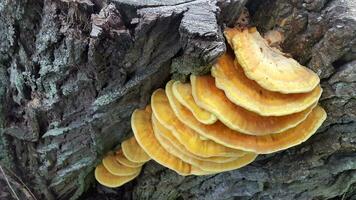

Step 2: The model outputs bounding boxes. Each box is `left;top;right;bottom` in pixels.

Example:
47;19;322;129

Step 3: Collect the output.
0;0;355;200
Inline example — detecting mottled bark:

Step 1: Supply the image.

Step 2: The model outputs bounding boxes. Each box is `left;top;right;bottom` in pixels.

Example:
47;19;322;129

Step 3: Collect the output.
0;0;355;200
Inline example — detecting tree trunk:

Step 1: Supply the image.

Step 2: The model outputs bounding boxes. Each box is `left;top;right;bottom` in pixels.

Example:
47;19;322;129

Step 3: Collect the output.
0;0;355;200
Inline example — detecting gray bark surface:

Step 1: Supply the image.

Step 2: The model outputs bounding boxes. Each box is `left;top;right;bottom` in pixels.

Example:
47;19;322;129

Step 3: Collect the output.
0;0;355;200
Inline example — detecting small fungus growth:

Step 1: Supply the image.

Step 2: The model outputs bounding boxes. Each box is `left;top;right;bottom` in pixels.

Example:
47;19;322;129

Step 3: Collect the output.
94;27;326;188
94;137;149;188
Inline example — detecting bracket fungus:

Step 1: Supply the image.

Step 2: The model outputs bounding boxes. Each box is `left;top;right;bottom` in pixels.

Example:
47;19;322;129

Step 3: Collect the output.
212;53;322;116
131;105;191;175
152;114;240;163
224;27;320;94
95;164;141;188
166;87;326;153
191;75;316;135
102;153;142;176
95;137;150;188
152;118;213;174
152;85;243;158
156;129;256;173
172;81;217;124
94;26;326;189
116;150;145;168
152;113;256;173
121;136;151;163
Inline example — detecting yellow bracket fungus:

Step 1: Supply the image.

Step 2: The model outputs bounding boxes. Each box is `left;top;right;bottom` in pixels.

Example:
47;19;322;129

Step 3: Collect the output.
152;114;240;163
95;164;141;188
153;115;257;172
154;119;257;173
168;89;326;154
95;26;327;188
224;27;320;94
152;117;216;174
102;153;142;176
172;81;217;124
115;150;145;168
212;52;322;116
121;136;151;163
152;112;247;163
131;105;191;175
191;75;316;135
152;84;243;158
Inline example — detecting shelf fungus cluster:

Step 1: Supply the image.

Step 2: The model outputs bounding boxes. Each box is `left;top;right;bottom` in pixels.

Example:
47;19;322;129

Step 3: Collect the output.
95;27;327;187
94;137;150;188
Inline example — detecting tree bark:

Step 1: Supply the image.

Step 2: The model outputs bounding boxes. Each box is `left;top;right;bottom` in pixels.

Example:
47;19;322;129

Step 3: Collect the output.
0;0;355;200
